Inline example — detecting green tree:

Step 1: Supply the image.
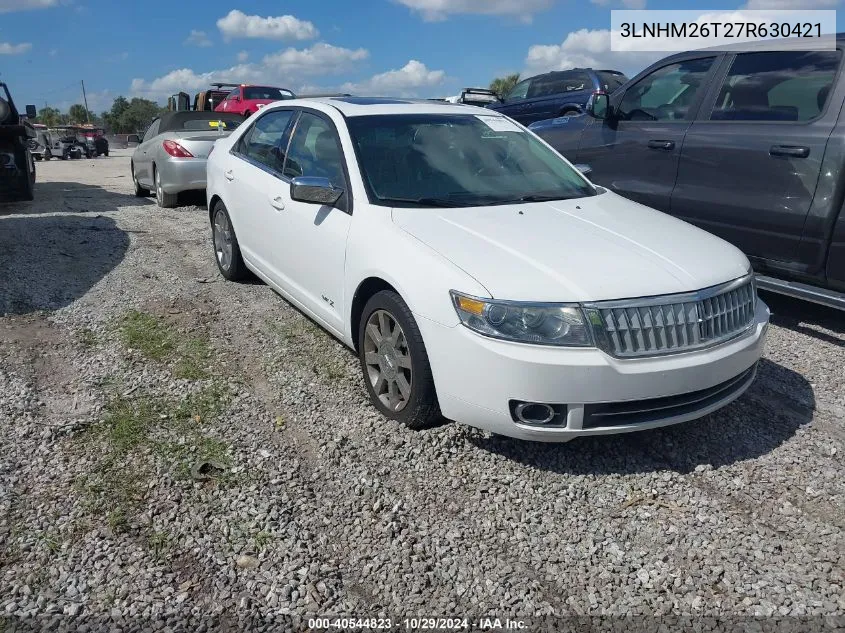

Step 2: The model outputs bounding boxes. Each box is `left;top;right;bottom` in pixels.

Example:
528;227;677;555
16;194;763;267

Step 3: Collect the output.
489;73;521;100
116;97;162;134
68;103;93;123
36;106;62;127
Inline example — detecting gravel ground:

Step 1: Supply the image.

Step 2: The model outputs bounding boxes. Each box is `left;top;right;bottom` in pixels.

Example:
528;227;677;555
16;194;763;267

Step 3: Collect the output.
0;151;843;627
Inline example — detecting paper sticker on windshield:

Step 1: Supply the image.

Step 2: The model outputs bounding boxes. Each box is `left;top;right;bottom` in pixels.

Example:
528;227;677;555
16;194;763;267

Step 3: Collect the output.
475;115;521;133
209;121;227;129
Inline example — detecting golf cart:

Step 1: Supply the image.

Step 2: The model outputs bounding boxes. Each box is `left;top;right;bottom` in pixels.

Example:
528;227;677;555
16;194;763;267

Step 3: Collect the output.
48;127;85;159
29;124;53;161
0;81;37;202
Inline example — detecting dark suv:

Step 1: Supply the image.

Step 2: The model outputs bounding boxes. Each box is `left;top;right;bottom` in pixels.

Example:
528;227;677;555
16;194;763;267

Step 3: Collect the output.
532;38;845;309
487;68;627;125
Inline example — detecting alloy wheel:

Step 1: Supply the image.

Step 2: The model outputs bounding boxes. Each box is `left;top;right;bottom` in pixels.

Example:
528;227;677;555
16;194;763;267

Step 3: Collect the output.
363;310;413;412
213;209;233;272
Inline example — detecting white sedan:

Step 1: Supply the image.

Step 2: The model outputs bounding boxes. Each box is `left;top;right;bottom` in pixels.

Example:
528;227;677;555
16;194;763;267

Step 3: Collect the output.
206;97;769;442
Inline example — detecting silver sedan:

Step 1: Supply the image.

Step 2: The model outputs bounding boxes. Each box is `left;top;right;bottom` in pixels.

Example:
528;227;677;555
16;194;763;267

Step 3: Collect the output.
131;111;244;207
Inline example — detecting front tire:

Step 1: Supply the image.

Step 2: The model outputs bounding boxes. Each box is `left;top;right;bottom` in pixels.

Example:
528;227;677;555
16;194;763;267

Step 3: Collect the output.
358;290;440;429
154;167;178;208
211;201;247;281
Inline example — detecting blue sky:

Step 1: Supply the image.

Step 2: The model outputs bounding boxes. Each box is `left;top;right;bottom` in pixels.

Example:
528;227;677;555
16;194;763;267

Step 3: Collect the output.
1;0;840;113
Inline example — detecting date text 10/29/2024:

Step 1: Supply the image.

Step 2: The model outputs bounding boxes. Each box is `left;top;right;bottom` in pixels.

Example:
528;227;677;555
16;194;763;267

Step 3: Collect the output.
307;617;527;630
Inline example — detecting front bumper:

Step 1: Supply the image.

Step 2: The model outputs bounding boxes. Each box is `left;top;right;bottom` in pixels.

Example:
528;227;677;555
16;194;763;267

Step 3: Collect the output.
158;158;208;194
418;299;770;442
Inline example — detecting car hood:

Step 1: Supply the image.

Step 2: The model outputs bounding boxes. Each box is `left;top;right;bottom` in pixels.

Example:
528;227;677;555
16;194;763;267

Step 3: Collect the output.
392;190;750;303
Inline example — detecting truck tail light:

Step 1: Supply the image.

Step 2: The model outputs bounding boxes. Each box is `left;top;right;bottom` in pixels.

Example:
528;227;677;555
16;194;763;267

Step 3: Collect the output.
162;140;194;158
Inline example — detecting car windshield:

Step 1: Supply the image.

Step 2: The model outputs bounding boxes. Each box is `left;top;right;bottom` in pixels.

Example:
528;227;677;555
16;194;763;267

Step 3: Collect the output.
243;86;292;100
347;113;596;207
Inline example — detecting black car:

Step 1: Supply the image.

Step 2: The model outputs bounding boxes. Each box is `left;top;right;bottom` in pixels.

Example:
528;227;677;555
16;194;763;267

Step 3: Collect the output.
532;38;845;309
487;68;627;126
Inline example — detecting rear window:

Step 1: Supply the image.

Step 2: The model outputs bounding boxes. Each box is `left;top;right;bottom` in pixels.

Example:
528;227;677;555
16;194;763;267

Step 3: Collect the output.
527;72;590;98
243;86;293;100
180;116;244;131
597;71;627;92
710;50;841;122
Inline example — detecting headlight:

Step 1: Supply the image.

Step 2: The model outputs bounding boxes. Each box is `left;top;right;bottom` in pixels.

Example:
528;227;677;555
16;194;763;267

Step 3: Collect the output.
450;291;593;347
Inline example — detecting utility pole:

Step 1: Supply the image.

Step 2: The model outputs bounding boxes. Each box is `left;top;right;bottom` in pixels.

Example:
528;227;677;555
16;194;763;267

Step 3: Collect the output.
81;80;90;123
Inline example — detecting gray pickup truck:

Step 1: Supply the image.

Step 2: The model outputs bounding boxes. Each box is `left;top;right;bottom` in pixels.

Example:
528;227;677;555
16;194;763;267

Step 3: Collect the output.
532;37;845;310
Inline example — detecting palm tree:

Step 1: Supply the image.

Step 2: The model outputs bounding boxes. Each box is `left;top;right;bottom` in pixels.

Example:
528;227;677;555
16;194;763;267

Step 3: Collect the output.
489;73;521;100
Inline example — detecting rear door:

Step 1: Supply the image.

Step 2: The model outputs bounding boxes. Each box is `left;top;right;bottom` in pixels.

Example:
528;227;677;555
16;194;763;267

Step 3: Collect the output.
575;55;718;212
523;71;592;123
226;108;297;280
671;50;842;266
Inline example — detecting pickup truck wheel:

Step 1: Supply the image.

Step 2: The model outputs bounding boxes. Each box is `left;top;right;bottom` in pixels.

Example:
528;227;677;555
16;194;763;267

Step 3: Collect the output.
154;167;178;208
211;201;248;281
358;290;441;430
132;162;149;197
558;107;579;116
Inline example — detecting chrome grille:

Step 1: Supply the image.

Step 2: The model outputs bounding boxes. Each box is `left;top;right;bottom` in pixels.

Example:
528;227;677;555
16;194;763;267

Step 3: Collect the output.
584;276;756;358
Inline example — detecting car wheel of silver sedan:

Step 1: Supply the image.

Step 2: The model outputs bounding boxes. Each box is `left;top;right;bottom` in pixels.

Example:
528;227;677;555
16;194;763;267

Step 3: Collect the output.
211;201;247;281
154;167;178;208
358;290;440;429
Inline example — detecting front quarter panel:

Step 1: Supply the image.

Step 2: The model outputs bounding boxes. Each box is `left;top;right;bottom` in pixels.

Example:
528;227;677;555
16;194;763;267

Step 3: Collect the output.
343;205;490;341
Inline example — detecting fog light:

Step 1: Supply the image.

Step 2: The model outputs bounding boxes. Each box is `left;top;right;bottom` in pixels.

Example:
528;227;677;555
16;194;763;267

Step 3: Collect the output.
514;402;556;425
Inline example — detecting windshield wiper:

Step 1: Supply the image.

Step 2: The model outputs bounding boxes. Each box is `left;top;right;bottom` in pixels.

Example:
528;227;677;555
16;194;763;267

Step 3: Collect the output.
378;196;466;208
516;194;576;202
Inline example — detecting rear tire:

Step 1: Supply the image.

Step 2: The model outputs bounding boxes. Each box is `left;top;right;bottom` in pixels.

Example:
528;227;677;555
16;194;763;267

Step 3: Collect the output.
154;167;178;208
358;290;441;430
132;162;149;197
211;201;247;281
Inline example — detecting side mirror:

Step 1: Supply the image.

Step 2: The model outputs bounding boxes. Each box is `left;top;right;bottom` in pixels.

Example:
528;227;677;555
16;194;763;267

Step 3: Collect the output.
574;163;592;176
290;176;343;206
587;93;611;120
25;105;37;118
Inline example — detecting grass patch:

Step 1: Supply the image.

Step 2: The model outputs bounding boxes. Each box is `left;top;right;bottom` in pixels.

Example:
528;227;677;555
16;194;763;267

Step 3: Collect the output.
253;531;273;550
147;531;172;561
78;328;97;347
102;396;161;453
107;509;128;534
119;311;175;361
173;337;212;380
174;381;231;424
118;311;213;380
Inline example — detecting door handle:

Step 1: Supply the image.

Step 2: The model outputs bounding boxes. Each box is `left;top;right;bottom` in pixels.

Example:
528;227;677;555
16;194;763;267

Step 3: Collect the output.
269;195;285;211
224;169;234;181
647;140;675;150
770;145;810;158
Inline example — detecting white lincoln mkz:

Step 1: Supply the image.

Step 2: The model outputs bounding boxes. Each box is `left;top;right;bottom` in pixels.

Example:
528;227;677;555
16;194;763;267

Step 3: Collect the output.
206;97;770;441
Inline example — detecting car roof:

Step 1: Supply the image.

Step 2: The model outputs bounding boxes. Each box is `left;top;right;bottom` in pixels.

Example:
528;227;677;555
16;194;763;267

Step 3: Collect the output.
274;96;497;118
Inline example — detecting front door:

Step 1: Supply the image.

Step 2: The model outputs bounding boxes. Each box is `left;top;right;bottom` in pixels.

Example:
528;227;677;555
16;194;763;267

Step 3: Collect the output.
575;56;718;212
135;118;160;187
277;111;353;333
671;50;841;267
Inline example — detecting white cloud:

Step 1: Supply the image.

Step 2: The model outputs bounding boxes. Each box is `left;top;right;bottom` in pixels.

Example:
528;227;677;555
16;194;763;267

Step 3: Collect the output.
341;60;446;97
131;43;369;99
0;0;57;12
237;50;249;63
185;29;212;47
524;28;661;77
0;42;32;55
395;0;554;22
262;42;368;76
744;0;838;7
217;9;318;41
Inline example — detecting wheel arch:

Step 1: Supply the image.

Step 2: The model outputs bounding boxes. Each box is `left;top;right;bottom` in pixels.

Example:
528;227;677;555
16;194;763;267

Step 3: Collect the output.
349;277;401;352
